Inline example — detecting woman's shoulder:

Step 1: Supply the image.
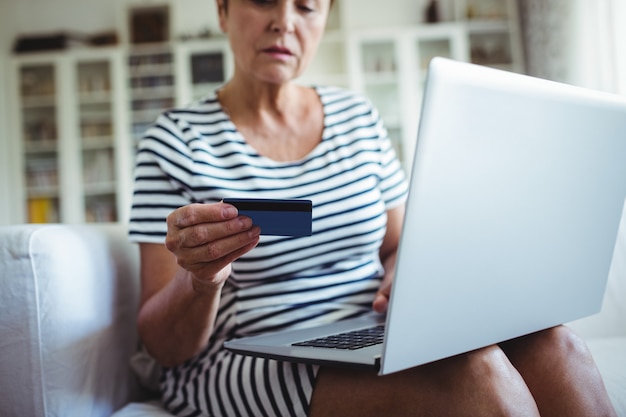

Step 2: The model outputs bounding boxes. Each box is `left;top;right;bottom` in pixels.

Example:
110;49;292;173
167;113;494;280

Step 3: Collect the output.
164;90;224;121
140;90;237;152
148;91;232;134
316;85;371;106
314;85;381;128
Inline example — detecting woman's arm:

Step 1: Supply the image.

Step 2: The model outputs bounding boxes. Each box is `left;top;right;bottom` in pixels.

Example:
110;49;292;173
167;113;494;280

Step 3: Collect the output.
373;203;406;313
137;202;261;367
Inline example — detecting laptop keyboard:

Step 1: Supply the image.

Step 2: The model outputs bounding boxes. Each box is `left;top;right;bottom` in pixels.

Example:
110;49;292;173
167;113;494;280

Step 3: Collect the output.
292;325;385;350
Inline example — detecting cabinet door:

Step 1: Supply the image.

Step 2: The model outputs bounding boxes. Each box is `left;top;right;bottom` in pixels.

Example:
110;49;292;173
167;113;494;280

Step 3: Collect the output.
19;62;61;223
358;38;405;163
463;0;522;72
468;27;514;69
174;39;233;105
128;47;176;148
76;59;118;223
188;50;227;100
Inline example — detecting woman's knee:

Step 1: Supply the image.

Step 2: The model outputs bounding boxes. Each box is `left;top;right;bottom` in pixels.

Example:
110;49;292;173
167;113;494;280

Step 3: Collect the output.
458;345;518;382
525;326;592;363
434;346;539;416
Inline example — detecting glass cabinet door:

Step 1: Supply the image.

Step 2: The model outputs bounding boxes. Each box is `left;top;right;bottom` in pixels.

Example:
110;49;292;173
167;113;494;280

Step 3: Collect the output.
469;30;513;69
465;0;516;70
360;40;404;161
416;36;453;89
20;64;60;223
190;51;225;101
76;60;118;222
128;47;175;148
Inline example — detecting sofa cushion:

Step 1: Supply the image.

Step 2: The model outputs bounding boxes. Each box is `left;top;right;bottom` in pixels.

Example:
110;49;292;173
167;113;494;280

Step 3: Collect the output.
0;225;145;417
587;337;626;416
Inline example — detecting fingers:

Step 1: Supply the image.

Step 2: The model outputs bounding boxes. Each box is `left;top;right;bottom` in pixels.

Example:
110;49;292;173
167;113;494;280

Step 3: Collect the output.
175;225;260;269
164;202;261;280
372;292;390;314
168;202;237;231
166;202;248;247
372;276;392;314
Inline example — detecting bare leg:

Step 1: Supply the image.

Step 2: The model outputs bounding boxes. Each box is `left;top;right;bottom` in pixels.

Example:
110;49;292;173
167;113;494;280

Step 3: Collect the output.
499;326;617;417
309;345;540;417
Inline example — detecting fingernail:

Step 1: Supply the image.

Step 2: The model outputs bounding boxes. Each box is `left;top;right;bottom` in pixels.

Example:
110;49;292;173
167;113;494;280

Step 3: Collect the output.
223;206;238;218
239;216;253;229
249;226;261;238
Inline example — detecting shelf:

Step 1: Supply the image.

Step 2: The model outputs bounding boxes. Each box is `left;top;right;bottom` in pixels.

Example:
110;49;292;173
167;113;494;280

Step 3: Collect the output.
363;72;399;85
83;181;117;194
464;0;510;21
465;19;511;33
130;86;175;99
24;140;58;153
27;186;60;198
78;91;113;104
21;96;56;108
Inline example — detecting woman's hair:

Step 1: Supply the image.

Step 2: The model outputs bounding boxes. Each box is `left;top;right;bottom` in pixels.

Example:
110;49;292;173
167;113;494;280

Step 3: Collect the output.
221;0;335;12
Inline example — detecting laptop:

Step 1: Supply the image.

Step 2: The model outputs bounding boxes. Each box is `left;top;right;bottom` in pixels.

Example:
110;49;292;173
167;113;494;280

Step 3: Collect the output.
224;57;626;375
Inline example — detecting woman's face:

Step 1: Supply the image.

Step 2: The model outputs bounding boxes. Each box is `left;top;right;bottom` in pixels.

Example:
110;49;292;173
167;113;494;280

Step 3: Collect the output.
218;0;331;85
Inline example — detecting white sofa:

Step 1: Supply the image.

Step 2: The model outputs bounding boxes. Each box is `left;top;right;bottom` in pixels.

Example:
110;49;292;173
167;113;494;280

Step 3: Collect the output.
0;223;625;417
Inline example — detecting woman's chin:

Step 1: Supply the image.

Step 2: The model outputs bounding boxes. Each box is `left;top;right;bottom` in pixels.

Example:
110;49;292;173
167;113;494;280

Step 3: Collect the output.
255;66;303;85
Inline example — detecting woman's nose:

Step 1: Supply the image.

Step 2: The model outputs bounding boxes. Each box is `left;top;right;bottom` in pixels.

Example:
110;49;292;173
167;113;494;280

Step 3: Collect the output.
269;2;296;33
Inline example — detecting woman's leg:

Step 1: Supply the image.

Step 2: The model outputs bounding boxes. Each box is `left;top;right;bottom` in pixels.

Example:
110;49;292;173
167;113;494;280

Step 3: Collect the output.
499;326;617;417
309;344;540;417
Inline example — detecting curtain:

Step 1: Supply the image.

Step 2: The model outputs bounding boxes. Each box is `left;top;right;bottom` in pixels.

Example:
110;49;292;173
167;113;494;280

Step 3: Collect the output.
518;0;624;94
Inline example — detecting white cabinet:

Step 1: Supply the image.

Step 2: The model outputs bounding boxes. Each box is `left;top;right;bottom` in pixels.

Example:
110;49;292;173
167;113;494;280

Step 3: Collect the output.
345;0;524;171
11;48;131;224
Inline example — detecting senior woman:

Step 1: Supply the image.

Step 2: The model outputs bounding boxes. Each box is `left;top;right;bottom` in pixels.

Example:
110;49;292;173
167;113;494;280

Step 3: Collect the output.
128;0;617;416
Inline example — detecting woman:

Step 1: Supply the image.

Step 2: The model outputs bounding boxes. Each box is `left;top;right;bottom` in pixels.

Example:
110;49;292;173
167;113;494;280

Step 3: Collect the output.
129;0;617;416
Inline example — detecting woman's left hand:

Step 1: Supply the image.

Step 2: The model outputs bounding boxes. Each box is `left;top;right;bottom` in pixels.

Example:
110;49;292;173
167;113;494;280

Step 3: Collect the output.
372;204;405;314
373;271;393;313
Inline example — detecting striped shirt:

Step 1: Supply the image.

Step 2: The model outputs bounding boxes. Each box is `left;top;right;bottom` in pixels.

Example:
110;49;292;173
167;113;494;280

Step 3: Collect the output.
128;86;408;417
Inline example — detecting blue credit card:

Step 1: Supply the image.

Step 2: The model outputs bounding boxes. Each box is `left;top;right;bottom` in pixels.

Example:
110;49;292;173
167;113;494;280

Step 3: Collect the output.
223;198;312;237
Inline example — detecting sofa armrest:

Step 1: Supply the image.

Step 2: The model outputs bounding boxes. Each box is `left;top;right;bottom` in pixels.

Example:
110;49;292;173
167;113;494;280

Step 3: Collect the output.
0;224;147;417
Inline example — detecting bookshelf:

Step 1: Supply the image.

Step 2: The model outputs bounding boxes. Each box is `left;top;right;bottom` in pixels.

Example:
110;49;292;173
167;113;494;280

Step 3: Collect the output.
11;48;130;224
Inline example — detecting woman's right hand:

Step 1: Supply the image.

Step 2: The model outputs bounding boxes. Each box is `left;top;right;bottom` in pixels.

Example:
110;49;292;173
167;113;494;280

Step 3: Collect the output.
165;202;261;293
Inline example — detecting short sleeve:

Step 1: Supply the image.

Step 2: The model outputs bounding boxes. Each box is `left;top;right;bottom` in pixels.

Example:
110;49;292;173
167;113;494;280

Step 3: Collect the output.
128;113;195;244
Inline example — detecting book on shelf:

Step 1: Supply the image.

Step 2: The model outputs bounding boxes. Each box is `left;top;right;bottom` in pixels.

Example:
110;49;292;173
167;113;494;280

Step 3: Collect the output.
28;197;57;223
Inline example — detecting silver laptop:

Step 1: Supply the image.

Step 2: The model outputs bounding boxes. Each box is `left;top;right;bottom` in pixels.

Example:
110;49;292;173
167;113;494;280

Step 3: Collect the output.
224;57;626;375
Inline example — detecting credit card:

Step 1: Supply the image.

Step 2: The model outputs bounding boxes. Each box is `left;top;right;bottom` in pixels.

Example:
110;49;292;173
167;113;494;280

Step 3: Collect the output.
223;198;312;237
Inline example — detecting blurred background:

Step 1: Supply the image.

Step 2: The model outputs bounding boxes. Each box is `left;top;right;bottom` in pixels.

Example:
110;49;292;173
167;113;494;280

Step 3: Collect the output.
0;0;624;226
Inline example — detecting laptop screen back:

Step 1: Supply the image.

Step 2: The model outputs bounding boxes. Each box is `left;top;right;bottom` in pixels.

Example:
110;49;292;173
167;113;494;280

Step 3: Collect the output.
381;58;626;375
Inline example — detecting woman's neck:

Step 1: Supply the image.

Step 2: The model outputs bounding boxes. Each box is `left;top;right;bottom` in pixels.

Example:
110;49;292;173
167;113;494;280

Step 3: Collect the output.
218;76;303;121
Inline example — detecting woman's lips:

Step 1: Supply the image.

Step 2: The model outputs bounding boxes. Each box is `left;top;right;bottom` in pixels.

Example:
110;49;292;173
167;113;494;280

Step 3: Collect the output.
262;46;293;57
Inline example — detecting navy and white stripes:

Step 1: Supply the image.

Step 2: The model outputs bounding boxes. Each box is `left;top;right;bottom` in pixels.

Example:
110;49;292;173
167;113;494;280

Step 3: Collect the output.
129;86;408;416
